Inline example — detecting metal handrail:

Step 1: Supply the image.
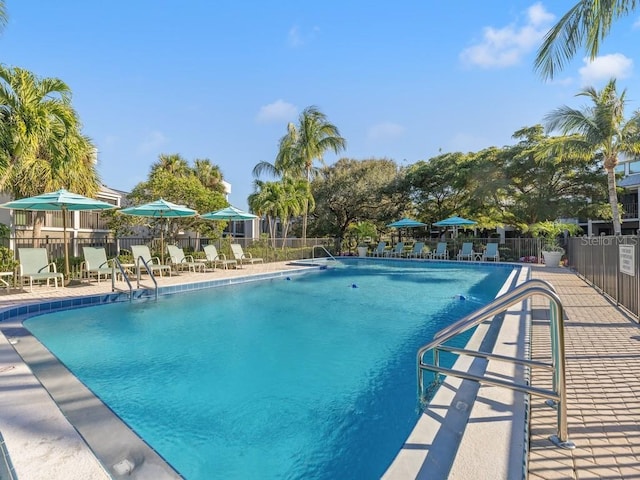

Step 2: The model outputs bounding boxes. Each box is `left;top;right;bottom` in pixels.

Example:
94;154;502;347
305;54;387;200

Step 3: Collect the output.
111;257;133;301
417;279;575;449
312;245;337;262
135;256;158;301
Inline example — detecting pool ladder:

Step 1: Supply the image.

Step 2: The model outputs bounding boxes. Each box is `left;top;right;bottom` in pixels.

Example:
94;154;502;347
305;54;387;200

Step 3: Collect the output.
111;257;158;301
311;245;338;263
417;278;575;449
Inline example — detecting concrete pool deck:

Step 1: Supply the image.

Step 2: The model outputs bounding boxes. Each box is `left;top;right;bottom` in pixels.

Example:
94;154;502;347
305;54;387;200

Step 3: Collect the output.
0;261;638;478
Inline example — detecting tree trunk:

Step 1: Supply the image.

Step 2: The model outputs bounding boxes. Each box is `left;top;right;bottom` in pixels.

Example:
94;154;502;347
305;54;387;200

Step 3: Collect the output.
606;167;622;235
31;211;45;247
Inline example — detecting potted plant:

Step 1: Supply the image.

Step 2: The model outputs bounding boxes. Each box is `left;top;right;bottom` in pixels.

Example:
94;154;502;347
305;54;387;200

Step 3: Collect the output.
529;221;581;267
348;221;377;257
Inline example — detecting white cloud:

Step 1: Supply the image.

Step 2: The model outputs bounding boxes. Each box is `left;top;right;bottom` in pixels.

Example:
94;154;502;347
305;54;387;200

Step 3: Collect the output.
136;131;167;155
460;2;555;68
579;53;633;84
287;25;320;48
367;122;405;142
256;99;298;124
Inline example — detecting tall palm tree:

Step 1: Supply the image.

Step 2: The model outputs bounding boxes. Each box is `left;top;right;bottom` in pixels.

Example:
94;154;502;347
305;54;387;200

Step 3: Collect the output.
0;65;99;240
277;106;346;241
150;153;190;178
193;158;224;192
544;79;640;235
535;0;637;79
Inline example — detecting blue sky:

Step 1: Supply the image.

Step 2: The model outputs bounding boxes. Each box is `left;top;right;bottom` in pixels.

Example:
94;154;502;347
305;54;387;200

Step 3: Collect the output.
2;1;640;209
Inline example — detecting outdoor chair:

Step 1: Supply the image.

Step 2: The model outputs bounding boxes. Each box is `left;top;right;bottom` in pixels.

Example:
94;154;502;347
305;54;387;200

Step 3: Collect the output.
384;242;404;257
457;242;474;261
429;242;449;260
167;245;205;273
370;241;387;257
81;246;113;283
404;242;425;258
18;248;64;292
482;243;500;262
130;245;172;277
230;243;264;267
203;245;237;270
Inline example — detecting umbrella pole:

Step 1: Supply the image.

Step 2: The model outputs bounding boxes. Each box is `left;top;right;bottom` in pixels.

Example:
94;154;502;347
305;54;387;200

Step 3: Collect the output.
63;207;70;282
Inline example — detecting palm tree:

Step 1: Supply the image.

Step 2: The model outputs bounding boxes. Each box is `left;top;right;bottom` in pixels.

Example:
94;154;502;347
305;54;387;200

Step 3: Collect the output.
193;158;224;192
277;106;346;241
535;0;637;79
0;65;99;241
544;79;640;235
150;153;190;178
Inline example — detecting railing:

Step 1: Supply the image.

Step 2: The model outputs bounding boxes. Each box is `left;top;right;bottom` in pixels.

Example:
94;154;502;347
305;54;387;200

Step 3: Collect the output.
311;245;338;262
134;256;158;301
417;279;575;449
111;257;132;301
568;234;639;319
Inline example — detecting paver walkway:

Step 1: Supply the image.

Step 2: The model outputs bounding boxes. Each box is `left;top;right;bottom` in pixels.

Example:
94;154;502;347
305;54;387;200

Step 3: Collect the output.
529;266;640;480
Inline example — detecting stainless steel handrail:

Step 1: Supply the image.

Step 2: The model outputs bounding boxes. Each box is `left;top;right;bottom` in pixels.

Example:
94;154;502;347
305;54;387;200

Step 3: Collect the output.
312;245;337;262
135;256;158;301
417;279;575;449
111;257;133;301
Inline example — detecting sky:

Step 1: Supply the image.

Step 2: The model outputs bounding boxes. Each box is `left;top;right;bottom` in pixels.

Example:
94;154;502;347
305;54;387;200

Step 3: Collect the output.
2;1;640;210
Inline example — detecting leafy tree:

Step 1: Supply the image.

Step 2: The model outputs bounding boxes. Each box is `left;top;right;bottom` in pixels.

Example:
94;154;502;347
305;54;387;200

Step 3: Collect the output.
0;66;99;241
535;0;637;79
310;158;404;248
193;158;225;194
544;79;640;235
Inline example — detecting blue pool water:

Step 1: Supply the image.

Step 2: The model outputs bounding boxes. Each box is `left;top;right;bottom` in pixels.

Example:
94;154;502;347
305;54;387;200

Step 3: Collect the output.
25;260;513;479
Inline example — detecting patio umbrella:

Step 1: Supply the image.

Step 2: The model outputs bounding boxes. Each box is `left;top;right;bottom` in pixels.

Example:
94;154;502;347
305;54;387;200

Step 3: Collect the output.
0;189;116;280
200;205;257;221
120;199;198;263
387;218;427;242
433;215;477;237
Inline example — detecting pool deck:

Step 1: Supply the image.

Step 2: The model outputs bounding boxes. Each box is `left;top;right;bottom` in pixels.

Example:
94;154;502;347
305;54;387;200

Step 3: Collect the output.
0;262;638;478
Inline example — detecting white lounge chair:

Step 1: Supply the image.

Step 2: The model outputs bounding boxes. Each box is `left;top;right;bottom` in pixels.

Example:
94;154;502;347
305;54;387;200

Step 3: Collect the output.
203;244;237;270
457;242;474;261
230;243;263;267
81;246;113;283
130;245;172;277
18;248;64;291
167;245;205;273
384;242;404;257
482;243;500;262
370;241;387;257
404;242;425;258
429;242;449;260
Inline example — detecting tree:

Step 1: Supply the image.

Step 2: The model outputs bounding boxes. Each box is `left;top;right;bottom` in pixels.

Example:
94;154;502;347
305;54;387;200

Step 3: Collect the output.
193;158;225;193
149;153;190;178
0;66;99;241
272;106;346;242
310;158;404;249
544;79;640;235
535;0;637;79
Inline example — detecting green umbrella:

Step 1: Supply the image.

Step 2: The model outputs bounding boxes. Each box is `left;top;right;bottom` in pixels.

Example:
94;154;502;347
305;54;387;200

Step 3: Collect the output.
0;189;116;280
200;205;257;221
120;199;198;263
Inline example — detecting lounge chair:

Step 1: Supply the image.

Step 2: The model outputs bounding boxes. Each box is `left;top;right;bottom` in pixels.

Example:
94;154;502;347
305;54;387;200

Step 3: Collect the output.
18;248;64;292
230;243;263;267
130;245;172;277
370;241;387;257
81;246;113;283
384;242;404;257
167;245;205;273
404;242;425;258
482;243;500;262
429;242;449;260
203;244;237;270
457;242;474;261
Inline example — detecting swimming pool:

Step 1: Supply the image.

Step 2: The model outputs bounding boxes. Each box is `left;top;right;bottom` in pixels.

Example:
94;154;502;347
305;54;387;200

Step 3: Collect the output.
24;260;514;479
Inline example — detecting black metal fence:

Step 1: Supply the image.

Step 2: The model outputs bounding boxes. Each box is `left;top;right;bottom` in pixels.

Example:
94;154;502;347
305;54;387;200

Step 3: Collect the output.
567;235;640;319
